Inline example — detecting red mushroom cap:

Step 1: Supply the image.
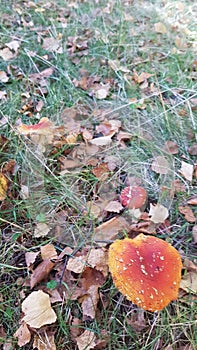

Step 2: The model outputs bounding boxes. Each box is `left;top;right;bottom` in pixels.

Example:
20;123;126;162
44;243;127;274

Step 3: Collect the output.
108;234;182;312
120;186;147;209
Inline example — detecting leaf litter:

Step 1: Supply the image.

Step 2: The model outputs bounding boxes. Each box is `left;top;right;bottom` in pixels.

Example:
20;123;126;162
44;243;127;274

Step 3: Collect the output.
1;1;197;349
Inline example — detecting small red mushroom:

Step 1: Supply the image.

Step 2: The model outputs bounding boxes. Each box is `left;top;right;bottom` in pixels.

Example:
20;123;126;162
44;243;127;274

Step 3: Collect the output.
120;186;147;209
108;234;182;312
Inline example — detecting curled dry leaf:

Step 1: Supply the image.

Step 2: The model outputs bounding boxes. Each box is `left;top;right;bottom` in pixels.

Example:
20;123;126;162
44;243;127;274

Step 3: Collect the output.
25;251;39;269
0;173;8;200
151;156;170;175
149;203;169;223
180;161;194;182
178;206;196;223
22;290;57;328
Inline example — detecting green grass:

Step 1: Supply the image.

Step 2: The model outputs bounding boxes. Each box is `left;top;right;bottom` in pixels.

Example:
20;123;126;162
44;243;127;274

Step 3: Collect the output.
0;0;197;349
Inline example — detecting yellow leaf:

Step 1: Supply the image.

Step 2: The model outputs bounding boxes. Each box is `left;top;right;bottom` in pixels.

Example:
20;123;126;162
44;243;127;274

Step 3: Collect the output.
0;173;8;200
154;22;167;34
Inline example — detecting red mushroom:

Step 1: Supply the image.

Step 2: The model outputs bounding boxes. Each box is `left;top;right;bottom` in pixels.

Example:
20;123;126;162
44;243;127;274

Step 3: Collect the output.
108;234;182;312
120;186;147;209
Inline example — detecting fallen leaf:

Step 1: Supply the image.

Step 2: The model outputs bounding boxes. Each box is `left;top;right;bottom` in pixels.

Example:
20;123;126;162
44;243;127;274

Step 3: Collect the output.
0;71;9;83
192;225;197;243
104;200;123;213
34;222;51;238
187;196;197;205
154;22;167;34
133;70;153;84
0;47;17;61
33;332;56;350
180;271;197;294
151;156;170;175
42;37;63;53
76;329;96;350
6;40;21;52
178;206;196;223
30;259;55;288
22;291;57;328
180;161;194;181
188;144;197;156
92;163;109;180
25;251;39;269
14;322;31;347
163;140;179;154
80;284;99;319
89;135;112;146
41;244;58;260
149;203;169;223
94;84;110;99
70;317;83;340
0;173;8;200
94;216;130;243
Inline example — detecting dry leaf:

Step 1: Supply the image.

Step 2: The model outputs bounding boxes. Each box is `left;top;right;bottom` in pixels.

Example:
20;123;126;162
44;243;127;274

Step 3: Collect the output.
180;271;197;294
41;244;58;260
89;135;112;146
151;156;170;175
104;201;123;213
25;251;39;268
94;216;130;243
180;161;194;181
0;90;7;100
178;206;196;223
14;322;31;347
94;84;110;99
76;330;96;350
0;173;8;200
6;40;21;52
0;47;17;61
149;203;169;223
192;225;197;243
30;259;55;288
33;332;56;350
0;71;9;83
42;37;62;53
34;222;51;238
187;196;197;205
163;140;179;154
133;70;153;84
70;317;83;340
80;284;99;319
154;22;167;34
22;291;57;328
92;163;109;180
188;144;197;156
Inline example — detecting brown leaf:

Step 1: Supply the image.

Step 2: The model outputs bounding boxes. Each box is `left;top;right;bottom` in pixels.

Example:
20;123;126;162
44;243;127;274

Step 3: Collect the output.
187;196;197;205
180;161;194;181
34;222;51;238
41;244;58;260
188;144;197;156
80;284;99;319
70;317;83;340
76;330;97;350
89;135;112;146
22;291;57;328
14;322;31;347
30;259;55;288
133;70;153;84
94;216;130;244
0;90;7;100
163;140;179;154
92;163;109;180
151;156;170;174
178;206;196;223
104;201;123;213
0;47;17;61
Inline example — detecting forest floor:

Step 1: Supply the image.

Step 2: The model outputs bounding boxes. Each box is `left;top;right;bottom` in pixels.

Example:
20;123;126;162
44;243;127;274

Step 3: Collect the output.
0;1;197;349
